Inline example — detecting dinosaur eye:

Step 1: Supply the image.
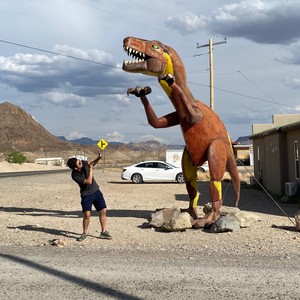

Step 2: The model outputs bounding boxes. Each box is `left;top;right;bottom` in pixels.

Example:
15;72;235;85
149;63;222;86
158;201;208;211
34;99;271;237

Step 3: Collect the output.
152;44;159;50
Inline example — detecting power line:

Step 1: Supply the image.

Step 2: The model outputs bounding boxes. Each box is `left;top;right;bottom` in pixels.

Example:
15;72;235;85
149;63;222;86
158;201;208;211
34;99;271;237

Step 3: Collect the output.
0;39;121;70
188;80;298;109
237;70;276;101
1;38;298;110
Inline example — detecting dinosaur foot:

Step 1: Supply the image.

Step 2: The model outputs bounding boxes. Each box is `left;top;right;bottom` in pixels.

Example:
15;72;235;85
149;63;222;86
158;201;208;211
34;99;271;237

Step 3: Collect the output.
127;86;152;97
192;212;221;229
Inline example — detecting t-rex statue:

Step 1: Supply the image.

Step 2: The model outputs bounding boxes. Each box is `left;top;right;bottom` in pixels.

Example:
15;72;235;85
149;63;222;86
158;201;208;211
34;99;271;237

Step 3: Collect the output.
122;36;240;227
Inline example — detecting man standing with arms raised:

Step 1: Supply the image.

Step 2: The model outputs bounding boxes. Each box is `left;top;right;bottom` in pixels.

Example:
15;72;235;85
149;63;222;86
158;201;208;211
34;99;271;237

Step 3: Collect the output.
67;152;112;241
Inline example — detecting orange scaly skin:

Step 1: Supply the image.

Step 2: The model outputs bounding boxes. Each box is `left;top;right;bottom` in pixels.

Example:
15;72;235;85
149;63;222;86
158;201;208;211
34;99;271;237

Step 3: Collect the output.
123;37;240;227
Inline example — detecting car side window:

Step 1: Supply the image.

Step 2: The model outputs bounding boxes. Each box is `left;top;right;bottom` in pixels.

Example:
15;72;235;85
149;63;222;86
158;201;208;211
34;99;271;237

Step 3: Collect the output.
136;163;145;167
144;163;155;168
157;163;167;169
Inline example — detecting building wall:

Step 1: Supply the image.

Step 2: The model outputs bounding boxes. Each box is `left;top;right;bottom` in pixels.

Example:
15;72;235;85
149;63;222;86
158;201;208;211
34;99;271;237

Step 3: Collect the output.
253;133;287;195
286;128;300;183
252;114;300;134
253;137;265;181
251;116;300;196
264;134;286;195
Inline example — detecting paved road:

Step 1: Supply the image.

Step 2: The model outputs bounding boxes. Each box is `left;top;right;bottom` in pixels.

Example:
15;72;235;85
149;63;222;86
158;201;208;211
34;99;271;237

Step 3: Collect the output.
0;169;69;178
1;245;299;300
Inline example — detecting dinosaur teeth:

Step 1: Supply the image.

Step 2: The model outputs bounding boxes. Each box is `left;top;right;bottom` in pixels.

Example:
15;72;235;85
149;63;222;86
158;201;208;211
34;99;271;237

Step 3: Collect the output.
124;46;146;62
124;60;144;65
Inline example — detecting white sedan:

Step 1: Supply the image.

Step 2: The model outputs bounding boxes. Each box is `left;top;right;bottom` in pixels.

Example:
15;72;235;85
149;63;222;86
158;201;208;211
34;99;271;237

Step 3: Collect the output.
121;161;185;184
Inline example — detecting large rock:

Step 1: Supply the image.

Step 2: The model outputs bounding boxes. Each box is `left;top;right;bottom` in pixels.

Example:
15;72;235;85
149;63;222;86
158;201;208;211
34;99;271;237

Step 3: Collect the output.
149;207;192;232
149;207;181;228
203;203;240;215
209;214;240;233
235;211;262;228
149;204;261;233
162;212;192;232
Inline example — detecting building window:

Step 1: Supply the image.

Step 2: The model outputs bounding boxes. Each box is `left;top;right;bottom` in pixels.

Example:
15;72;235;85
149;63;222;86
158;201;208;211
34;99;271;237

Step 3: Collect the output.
295;141;299;179
257;146;261;173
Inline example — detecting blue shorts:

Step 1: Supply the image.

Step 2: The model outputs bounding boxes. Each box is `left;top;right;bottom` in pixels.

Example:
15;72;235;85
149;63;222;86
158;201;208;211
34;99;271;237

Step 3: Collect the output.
81;190;107;212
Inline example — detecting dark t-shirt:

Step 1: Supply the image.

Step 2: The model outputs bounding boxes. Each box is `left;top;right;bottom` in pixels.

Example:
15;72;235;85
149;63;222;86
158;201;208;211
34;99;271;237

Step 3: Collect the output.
71;161;99;196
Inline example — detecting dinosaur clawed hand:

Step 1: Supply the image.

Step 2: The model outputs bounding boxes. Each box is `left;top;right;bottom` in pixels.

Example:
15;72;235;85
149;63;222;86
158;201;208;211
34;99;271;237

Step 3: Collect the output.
127;86;152;97
159;73;175;86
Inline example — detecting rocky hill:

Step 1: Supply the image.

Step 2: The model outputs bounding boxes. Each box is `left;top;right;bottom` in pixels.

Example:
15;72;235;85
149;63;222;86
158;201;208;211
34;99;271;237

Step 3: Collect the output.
0;102;180;165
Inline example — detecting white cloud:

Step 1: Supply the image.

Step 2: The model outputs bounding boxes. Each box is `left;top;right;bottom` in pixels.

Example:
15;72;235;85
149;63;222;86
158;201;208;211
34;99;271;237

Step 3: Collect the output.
0;45;123;96
277;41;300;64
114;94;131;106
43;92;87;108
165;12;207;35
53;45;113;62
106;131;126;142
135;134;166;144
283;78;300;89
67;131;87;140
209;0;300;44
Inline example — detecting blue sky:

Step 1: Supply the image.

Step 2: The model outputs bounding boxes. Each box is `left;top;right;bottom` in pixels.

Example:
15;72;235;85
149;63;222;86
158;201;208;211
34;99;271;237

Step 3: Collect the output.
1;0;300;145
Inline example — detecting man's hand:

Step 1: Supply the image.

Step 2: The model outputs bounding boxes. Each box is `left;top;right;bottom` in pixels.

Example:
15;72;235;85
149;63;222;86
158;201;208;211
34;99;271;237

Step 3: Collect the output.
90;151;102;167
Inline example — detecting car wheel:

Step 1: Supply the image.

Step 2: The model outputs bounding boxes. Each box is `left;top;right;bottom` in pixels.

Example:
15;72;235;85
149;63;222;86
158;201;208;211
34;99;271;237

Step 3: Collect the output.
176;173;185;183
131;173;143;184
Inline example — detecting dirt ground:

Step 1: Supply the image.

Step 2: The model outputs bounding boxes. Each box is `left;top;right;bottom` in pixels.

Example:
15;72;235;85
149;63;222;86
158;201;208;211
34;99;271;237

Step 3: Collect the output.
0;162;299;299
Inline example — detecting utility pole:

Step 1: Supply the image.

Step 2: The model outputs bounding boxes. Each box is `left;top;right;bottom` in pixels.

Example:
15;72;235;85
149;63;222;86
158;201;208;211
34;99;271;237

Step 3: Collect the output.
196;38;227;110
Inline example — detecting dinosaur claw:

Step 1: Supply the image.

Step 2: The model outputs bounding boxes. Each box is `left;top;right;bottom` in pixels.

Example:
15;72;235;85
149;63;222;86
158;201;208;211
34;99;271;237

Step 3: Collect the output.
159;73;175;86
127;87;136;96
127;86;152;97
143;86;152;95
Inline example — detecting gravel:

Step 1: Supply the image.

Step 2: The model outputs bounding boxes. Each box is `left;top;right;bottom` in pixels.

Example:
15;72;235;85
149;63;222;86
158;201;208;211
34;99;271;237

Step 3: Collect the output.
0;166;299;299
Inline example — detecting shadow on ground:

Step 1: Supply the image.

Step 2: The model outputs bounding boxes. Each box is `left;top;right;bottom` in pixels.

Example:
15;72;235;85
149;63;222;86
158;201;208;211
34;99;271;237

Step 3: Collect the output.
175;181;299;218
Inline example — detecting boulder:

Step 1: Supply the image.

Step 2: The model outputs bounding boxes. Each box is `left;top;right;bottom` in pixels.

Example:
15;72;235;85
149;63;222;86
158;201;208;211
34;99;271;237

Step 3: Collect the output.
149;206;181;228
209;214;240;233
150;207;192;232
203;203;240;216
235;211;262;228
162;212;192;232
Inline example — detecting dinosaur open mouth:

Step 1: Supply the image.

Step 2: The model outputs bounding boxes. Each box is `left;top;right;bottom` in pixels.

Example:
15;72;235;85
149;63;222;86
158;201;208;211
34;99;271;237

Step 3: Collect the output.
123;45;150;68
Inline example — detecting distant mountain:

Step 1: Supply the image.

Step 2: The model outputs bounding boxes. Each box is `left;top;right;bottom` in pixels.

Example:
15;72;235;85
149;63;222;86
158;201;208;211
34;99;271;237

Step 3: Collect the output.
0;102;74;152
0;101;184;164
68;137;97;145
58;136;184;150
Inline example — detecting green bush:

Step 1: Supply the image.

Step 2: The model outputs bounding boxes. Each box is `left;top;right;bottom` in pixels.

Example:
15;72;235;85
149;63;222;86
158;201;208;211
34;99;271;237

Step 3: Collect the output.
5;150;27;164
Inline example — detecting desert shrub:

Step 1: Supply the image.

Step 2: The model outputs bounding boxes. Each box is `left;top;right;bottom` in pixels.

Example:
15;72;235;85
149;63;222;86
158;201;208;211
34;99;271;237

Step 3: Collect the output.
5;150;27;164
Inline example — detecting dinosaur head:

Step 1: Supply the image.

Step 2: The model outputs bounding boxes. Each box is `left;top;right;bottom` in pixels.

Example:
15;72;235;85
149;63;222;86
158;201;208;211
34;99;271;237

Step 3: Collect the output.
122;37;172;77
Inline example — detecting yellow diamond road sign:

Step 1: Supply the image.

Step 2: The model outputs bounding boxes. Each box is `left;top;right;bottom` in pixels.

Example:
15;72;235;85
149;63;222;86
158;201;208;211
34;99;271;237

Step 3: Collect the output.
97;139;108;150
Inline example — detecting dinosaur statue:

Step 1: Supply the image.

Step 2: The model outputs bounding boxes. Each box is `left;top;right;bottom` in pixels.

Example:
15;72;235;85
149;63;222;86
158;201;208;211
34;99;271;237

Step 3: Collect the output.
122;36;240;227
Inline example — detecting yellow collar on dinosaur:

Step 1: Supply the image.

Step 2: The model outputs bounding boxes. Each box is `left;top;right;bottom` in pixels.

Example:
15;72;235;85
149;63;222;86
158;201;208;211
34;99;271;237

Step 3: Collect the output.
159;52;173;97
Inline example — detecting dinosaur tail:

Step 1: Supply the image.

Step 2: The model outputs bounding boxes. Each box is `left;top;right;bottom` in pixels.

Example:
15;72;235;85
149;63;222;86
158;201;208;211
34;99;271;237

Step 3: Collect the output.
226;152;240;207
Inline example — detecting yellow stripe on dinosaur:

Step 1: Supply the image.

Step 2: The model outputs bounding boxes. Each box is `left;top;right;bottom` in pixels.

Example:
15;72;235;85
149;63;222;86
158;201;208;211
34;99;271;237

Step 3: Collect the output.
211;180;222;201
159;53;173;96
182;149;200;208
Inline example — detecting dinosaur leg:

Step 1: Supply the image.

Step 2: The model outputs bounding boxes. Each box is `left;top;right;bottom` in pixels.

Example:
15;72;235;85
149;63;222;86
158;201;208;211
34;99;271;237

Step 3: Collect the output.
181;147;199;221
193;140;227;228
